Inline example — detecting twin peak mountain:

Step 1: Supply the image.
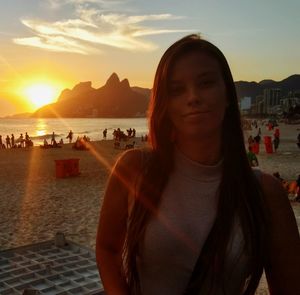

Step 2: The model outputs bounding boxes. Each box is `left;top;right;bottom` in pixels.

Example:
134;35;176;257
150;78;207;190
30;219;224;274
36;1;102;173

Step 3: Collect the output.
33;73;300;118
33;73;151;118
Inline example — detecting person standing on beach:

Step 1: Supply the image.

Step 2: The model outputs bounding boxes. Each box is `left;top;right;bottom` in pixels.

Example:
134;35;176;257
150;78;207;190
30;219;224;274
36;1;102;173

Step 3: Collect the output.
6;135;11;148
96;35;300;295
11;134;15;148
103;128;107;140
19;133;24;147
66;130;73;143
273;127;280;152
51;132;55;145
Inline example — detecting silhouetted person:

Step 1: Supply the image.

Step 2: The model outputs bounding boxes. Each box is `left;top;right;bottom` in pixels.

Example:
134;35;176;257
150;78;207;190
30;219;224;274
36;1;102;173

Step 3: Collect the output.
273;128;280;152
66;130;73;143
6;135;11;148
19;133;24;147
51;132;55;145
258;127;261;136
11;134;15;148
103;128;107;139
25;132;31;147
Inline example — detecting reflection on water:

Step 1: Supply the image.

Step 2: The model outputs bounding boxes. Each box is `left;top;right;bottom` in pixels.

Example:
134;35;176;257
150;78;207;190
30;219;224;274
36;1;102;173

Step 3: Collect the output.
36;118;46;137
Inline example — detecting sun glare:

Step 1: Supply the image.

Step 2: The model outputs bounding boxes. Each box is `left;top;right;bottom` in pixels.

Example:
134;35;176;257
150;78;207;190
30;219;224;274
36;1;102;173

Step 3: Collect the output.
23;84;57;109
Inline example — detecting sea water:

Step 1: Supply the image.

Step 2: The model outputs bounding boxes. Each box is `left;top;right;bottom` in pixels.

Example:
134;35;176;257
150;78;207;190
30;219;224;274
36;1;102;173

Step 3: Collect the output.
0;118;148;145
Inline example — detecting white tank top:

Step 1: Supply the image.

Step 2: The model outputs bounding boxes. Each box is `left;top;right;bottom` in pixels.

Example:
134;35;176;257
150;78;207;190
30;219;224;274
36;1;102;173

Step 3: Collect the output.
136;148;251;295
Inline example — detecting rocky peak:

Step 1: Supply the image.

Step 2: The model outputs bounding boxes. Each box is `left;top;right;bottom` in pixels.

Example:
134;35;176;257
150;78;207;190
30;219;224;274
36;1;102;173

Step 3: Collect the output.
105;72;120;87
120;78;130;89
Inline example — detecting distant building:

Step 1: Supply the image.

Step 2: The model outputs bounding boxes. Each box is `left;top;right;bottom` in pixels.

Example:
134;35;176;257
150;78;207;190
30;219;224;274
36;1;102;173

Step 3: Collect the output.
280;97;300;112
252;95;264;115
240;96;252;114
263;88;281;114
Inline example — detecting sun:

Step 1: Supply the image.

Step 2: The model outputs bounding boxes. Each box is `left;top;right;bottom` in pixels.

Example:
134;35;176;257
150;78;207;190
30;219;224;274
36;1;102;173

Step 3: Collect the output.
24;84;57;109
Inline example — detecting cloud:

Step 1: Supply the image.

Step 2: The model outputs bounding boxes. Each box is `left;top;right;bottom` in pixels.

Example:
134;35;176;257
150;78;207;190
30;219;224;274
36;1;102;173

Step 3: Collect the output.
13;1;190;54
47;0;109;9
14;35;98;55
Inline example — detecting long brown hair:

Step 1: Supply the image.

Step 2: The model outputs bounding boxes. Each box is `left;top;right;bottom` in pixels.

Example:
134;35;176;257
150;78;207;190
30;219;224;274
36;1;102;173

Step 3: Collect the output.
123;34;268;294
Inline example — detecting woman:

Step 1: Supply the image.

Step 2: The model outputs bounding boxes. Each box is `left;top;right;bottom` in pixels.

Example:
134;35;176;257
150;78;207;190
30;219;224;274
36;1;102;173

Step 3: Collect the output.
96;35;300;294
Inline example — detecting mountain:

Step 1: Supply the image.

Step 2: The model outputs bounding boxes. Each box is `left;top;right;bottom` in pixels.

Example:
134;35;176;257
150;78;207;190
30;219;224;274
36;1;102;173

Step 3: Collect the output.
32;73;150;118
235;74;300;99
4;112;32;119
132;86;152;98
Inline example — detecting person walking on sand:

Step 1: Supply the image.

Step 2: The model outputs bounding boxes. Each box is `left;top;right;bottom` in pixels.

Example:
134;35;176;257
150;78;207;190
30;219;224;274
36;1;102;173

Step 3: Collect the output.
96;35;300;295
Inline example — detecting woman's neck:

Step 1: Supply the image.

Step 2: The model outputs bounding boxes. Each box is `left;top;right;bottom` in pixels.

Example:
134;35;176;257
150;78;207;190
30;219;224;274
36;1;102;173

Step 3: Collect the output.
175;135;222;166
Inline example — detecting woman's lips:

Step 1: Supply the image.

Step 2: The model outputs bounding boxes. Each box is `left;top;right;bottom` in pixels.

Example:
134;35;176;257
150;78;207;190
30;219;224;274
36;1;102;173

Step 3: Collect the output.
183;110;211;117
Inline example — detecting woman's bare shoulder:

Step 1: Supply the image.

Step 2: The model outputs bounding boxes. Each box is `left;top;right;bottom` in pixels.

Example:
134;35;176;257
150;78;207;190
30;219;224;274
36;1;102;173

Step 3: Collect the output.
259;172;300;293
260;171;288;204
259;171;298;236
113;147;153;178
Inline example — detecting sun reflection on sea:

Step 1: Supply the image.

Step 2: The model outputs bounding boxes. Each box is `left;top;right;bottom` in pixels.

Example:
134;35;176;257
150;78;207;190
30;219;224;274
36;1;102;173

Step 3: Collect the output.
36;119;47;137
36;130;46;136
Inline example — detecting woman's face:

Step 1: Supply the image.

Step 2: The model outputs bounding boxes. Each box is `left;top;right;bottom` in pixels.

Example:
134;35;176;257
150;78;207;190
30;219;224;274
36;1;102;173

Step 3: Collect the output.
166;51;228;140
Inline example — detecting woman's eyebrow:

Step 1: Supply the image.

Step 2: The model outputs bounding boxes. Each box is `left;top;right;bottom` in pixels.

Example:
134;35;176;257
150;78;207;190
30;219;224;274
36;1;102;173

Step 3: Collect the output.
169;71;218;84
196;70;218;78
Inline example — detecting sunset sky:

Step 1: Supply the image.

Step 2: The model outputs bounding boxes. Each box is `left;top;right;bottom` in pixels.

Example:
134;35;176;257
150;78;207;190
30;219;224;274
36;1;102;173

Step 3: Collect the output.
1;0;299;116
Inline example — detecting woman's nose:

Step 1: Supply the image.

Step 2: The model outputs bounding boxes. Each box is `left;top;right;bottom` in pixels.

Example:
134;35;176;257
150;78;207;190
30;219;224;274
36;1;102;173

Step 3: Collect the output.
187;86;200;106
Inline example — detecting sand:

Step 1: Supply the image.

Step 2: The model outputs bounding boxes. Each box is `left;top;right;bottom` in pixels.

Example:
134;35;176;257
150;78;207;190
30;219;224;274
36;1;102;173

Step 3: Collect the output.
0;123;299;294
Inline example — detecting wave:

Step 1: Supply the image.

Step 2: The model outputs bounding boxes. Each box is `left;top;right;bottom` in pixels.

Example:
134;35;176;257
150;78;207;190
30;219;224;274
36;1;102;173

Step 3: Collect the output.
77;131;91;134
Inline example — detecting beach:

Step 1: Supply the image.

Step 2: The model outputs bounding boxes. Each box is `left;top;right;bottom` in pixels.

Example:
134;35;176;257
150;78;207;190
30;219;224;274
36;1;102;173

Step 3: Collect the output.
0;123;299;294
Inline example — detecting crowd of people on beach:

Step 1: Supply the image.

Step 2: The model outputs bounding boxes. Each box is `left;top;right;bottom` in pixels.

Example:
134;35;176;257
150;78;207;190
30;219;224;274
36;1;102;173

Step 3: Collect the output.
111;127;136;141
40;131;64;149
244;119;300;200
0;132;33;149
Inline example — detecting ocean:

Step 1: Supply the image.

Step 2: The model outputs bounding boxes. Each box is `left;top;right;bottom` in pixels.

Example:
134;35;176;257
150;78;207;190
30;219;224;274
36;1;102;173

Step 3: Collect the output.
0;118;148;146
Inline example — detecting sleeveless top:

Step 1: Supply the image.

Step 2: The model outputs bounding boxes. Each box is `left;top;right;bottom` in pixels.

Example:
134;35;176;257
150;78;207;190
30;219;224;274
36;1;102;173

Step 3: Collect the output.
135;148;253;295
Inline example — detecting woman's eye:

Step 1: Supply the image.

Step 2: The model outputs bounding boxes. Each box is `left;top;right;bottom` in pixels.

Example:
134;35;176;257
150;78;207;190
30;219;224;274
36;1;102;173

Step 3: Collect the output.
169;85;185;96
198;79;215;87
